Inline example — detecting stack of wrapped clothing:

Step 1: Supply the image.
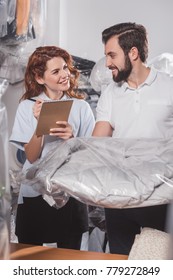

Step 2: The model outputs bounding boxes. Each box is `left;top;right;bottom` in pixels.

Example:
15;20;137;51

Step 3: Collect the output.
24;137;173;209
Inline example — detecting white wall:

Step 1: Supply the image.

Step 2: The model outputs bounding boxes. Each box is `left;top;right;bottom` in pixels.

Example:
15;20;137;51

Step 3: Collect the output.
44;0;60;46
54;0;173;62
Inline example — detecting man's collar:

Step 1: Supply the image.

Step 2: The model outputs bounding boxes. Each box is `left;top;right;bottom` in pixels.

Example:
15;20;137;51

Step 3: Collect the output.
121;67;157;92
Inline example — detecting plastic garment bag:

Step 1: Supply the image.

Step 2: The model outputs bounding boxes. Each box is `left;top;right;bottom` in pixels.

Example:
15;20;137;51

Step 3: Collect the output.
0;0;47;84
24;137;173;210
90;56;112;92
147;52;173;77
0;78;11;259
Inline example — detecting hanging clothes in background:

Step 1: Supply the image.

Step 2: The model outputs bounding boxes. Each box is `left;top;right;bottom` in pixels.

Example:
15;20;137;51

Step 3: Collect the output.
0;0;35;44
0;0;9;38
0;0;17;38
0;0;46;84
72;55;100;116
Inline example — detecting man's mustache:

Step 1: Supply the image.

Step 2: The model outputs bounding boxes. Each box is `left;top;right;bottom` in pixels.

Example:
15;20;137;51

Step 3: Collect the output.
108;66;118;71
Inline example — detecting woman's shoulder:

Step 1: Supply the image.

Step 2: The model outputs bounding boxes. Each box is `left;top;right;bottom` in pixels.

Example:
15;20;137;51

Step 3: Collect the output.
72;97;89;106
73;98;93;112
16;98;37;117
18;98;34;109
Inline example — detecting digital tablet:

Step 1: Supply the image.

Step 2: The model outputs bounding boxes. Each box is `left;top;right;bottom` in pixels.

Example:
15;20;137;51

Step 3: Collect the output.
35;100;73;136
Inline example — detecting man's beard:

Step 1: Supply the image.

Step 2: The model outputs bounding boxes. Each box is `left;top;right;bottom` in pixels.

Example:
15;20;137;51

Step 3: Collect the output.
112;55;132;83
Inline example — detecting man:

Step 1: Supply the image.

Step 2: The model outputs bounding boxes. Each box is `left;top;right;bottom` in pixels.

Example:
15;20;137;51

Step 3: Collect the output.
92;22;173;255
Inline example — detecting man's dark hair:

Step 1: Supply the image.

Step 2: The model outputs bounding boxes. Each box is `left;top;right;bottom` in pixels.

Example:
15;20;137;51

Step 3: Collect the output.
102;22;148;62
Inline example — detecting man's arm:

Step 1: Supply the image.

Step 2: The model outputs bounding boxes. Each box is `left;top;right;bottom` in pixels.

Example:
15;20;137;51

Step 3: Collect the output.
92;121;113;137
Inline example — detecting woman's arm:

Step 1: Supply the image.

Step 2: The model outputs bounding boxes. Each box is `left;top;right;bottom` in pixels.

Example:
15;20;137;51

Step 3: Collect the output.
24;98;44;163
24;133;44;163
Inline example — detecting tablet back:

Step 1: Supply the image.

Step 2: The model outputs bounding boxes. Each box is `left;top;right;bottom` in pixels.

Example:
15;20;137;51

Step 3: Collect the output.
36;100;73;136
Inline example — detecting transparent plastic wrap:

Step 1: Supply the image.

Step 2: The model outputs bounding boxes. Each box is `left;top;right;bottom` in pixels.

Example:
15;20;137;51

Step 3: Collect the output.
90;56;113;92
0;0;47;84
0;0;9;38
72;56;100;116
0;78;11;259
148;52;173;76
22;137;173;210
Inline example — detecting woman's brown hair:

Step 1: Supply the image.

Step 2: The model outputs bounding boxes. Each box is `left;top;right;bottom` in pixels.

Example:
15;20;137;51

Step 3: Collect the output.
21;46;82;100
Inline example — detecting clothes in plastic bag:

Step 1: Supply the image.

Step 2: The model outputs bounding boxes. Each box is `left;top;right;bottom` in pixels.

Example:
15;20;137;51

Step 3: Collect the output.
0;78;11;259
72;56;100;115
147;53;173;77
0;0;46;84
0;0;35;44
90;56;112;92
88;227;108;253
88;206;105;231
0;0;8;37
23;136;173;210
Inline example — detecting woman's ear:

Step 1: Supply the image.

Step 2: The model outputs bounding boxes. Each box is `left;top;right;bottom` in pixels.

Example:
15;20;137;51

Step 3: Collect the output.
35;75;44;85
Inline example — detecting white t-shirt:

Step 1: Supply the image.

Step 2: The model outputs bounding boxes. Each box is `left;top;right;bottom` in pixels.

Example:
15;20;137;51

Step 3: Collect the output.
96;67;173;138
10;92;95;203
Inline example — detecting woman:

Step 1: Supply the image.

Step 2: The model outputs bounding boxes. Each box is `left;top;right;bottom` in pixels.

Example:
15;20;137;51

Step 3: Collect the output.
10;46;95;249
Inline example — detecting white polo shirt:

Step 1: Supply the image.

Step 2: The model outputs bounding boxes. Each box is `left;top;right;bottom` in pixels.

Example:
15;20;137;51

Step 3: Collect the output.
96;67;173;138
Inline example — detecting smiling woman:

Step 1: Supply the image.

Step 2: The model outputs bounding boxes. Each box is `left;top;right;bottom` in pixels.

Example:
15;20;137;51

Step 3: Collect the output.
23;46;81;100
35;56;71;100
9;45;95;250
